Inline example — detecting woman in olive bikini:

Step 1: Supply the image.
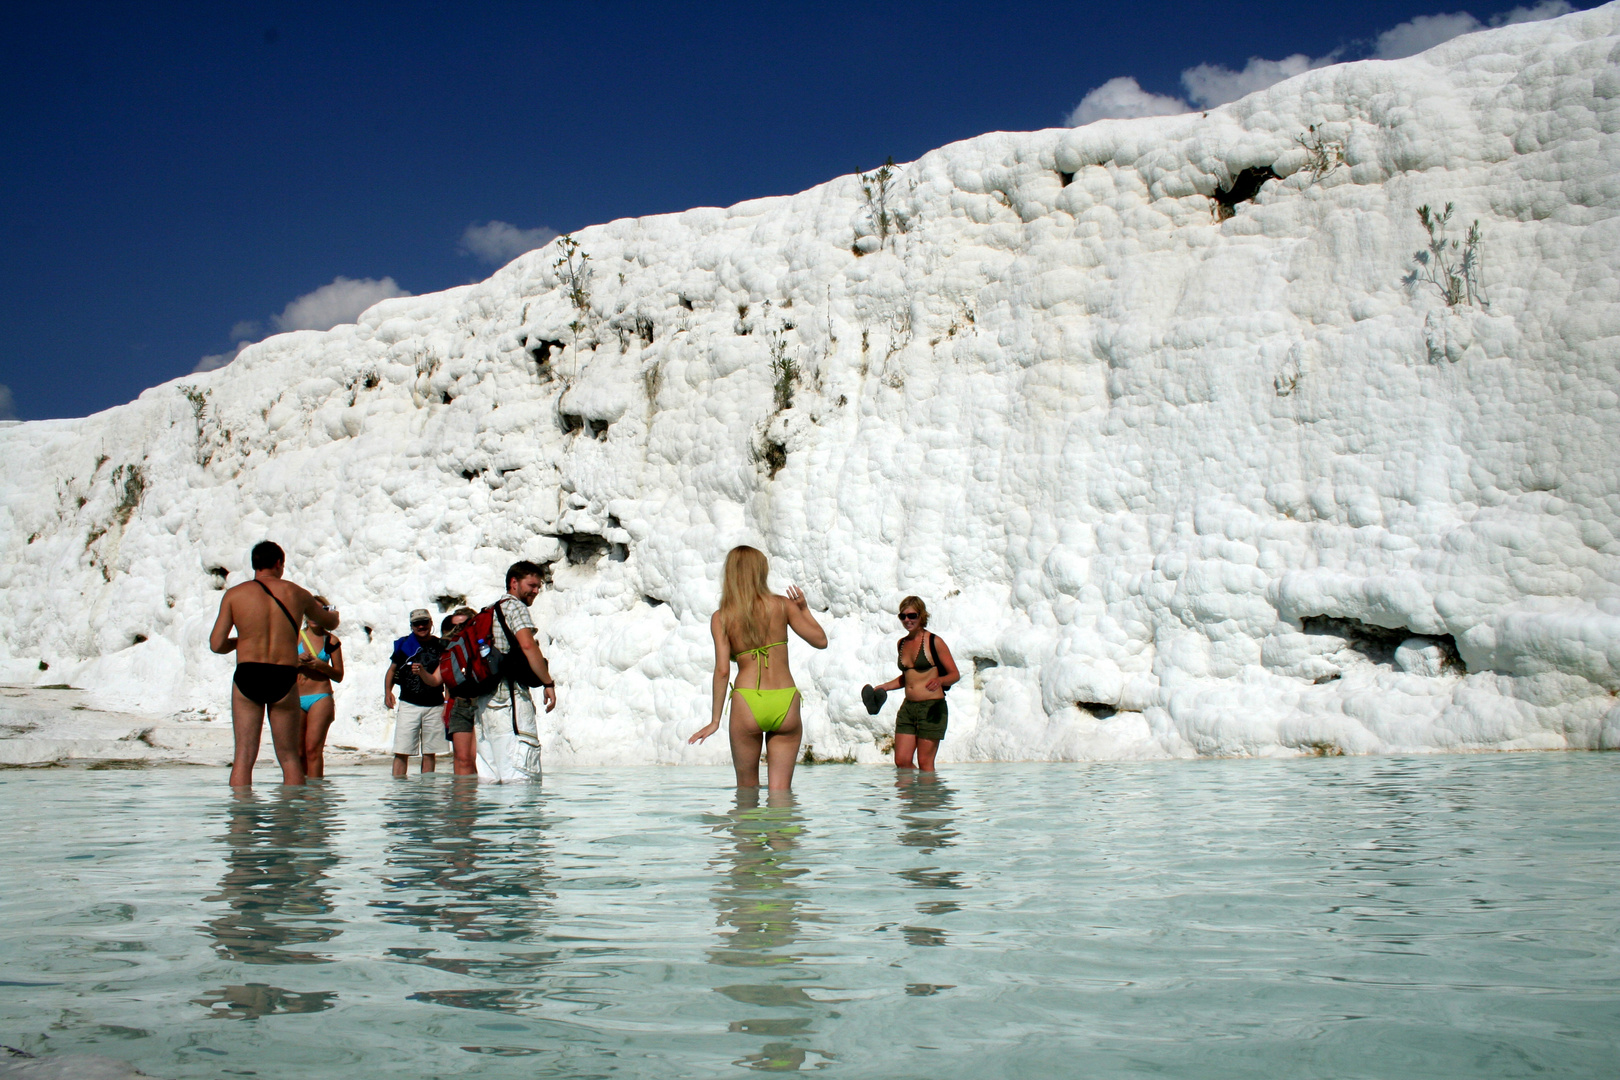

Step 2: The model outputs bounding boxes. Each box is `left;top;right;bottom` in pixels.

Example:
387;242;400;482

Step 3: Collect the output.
870;596;958;771
688;546;827;790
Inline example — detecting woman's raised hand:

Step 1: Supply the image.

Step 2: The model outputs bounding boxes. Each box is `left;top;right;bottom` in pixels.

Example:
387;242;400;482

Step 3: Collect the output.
785;585;808;611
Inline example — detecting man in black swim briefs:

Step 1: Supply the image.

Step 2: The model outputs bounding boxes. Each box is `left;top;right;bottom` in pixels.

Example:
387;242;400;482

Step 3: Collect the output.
209;541;340;787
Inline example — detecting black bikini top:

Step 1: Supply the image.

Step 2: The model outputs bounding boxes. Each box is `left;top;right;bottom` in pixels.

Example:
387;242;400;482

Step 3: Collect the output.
898;632;937;673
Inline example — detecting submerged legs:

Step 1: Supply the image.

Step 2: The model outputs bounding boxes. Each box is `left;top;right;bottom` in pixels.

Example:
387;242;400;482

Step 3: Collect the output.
728;692;802;790
230;684;306;787
894;733;940;772
302;695;335;778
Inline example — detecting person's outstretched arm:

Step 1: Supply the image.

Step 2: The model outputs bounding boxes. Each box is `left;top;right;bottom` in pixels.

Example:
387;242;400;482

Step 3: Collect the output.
783;586;827;649
689;612;730;744
209;591;237;654
300;589;340;633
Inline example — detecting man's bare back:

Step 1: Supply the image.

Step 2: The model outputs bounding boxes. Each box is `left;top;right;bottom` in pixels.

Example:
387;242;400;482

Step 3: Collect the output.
217;575;321;665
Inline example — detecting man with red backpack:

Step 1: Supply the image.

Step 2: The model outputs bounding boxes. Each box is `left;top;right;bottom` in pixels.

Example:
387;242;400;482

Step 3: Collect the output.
417;561;555;782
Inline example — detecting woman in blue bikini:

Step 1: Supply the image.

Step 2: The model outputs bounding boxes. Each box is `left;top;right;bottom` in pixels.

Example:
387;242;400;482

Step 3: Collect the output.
689;546;827;790
295;597;344;778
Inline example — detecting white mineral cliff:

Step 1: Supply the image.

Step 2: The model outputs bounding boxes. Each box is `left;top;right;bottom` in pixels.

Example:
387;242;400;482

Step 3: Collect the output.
3;6;1619;763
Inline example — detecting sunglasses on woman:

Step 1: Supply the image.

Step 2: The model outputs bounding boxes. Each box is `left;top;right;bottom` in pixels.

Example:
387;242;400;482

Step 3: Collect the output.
899;613;920;622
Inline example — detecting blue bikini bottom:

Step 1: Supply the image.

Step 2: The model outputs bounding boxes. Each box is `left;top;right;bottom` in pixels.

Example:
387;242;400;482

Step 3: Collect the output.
299;693;332;711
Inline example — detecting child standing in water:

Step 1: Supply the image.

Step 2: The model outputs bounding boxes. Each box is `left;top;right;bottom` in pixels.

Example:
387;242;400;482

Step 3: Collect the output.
689;546;827;790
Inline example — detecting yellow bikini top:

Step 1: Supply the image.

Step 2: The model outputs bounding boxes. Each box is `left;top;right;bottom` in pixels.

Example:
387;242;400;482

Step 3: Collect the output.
732;641;787;690
733;641;787;664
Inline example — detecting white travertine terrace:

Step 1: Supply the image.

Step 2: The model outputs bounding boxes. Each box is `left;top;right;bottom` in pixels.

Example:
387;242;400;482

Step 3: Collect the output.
3;5;1619;763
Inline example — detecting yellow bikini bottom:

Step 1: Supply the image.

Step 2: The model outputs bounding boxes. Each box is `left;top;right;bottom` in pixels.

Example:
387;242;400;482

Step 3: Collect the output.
732;687;799;733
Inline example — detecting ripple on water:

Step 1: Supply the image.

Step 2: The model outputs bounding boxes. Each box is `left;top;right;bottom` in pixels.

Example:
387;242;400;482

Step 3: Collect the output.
0;757;1617;1077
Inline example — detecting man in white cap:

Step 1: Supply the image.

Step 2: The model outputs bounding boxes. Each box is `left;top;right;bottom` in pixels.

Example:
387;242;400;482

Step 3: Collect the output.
383;607;448;775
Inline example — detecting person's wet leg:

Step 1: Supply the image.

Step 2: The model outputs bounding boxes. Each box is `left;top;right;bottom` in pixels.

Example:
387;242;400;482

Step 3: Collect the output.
229;685;264;787
765;697;803;791
894;732;918;769
451;732;476;775
728;693;763;787
422;754;437;774
303;696;335;778
916;737;940;773
392;754;409;778
266;688;307;786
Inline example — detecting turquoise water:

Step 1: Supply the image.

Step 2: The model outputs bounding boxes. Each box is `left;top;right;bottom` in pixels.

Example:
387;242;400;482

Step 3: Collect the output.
1;757;1617;1078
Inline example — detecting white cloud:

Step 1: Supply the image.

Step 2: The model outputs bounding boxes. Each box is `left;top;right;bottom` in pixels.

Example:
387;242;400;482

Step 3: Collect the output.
1374;4;1570;60
0;383;14;420
1491;1;1573;26
1071;4;1576;125
1068;55;1325;124
1067;77;1190;126
1181;53;1326;109
271;276;410;333
197;276;410;371
193;344;245;373
1374;12;1485;58
460;221;560;264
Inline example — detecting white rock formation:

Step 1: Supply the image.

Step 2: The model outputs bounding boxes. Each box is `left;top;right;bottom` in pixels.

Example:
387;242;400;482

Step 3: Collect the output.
3;6;1620;763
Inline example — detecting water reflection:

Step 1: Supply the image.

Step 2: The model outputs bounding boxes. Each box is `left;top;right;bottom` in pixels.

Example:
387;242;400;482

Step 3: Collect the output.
200;787;342;965
894;773;962;949
195;787;343;1019
371;780;558;995
707;789;834;1071
195;983;336;1019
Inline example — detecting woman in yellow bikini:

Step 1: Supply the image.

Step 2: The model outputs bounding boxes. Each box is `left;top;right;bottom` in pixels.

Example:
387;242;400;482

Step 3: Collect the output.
689;546;827;790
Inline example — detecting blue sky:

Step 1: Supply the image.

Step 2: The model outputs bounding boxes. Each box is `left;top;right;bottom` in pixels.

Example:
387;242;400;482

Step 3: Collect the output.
0;1;1590;420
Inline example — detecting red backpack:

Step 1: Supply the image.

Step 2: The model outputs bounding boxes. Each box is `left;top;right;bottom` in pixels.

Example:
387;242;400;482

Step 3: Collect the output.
437;600;542;699
437;605;505;699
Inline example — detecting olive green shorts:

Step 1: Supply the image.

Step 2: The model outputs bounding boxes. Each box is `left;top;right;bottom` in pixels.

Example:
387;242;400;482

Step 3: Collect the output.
445;697;476;736
894;698;948;741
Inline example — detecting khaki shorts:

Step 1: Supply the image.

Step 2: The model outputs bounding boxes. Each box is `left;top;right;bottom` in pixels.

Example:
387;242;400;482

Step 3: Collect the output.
392;701;450;756
895;698;948;741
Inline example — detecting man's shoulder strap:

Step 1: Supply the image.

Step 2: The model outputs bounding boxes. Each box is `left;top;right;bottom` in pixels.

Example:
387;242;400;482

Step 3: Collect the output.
492;597;515;638
253;579;301;634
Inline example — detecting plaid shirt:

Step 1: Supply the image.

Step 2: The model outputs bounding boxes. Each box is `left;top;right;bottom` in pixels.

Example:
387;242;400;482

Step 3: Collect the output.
491;594;536;656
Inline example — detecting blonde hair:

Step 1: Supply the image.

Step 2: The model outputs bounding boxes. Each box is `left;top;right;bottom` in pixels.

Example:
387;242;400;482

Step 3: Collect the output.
719;546;772;650
898;596;929;628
